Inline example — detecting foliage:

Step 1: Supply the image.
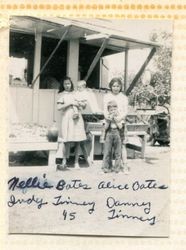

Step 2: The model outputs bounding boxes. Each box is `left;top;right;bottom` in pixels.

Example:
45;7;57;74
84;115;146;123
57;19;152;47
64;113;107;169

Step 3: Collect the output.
149;31;172;96
110;30;172;108
128;30;172;107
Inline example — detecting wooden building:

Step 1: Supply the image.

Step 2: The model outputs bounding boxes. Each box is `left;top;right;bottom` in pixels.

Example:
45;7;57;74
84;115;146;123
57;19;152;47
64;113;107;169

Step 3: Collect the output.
9;16;159;127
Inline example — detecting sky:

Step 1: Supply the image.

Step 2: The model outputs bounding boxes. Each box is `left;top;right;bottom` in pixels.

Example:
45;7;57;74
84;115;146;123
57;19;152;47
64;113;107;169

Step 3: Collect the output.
100;19;173;86
110;19;173;41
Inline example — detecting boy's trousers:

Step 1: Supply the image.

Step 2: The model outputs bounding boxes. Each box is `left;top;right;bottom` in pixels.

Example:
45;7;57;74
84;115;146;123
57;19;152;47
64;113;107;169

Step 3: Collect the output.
102;128;122;170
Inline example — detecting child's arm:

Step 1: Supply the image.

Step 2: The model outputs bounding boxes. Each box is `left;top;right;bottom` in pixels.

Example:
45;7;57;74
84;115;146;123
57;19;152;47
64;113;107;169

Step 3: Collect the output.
57;97;77;111
113;110;125;123
113;114;123;123
113;112;125;129
57;101;72;111
74;99;87;110
105;113;114;122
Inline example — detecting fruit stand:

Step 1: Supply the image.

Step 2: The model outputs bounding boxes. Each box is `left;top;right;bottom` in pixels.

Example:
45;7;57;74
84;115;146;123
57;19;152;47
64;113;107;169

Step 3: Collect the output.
83;112;149;162
9;17;161;165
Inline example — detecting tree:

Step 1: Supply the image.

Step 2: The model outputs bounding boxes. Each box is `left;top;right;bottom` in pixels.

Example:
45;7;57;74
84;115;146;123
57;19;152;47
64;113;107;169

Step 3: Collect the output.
128;30;172;107
149;31;172;96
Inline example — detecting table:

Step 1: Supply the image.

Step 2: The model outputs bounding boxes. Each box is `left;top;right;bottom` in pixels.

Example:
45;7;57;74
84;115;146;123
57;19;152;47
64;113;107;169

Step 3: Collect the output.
89;130;147;163
9;142;58;166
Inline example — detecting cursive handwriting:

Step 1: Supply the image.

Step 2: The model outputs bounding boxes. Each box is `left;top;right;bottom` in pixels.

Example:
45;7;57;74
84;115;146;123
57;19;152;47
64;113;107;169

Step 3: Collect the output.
98;181;129;190
8;174;53;191
106;197;151;214
98;179;168;191
8;176;168;192
132;180;168;191
7;194;48;209
56;179;91;191
107;209;156;225
52;195;95;214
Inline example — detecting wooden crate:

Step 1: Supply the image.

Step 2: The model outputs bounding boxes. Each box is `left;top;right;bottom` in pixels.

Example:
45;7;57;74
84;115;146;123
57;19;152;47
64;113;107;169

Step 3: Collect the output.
86;122;104;131
127;123;149;132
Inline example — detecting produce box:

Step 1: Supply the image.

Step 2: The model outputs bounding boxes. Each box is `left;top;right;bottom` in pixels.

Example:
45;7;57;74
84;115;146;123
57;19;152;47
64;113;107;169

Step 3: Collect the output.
86;122;104;131
86;122;149;133
9;123;48;142
126;123;149;132
83;114;104;132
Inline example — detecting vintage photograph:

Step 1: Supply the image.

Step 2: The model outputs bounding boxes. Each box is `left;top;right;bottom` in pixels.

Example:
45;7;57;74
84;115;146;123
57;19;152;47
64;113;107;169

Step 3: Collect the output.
8;16;172;236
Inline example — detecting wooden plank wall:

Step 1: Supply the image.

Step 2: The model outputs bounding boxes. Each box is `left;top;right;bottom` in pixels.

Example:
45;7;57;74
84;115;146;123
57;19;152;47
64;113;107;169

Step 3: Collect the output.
9;87;105;155
9;87;105;128
38;90;56;126
9;87;33;123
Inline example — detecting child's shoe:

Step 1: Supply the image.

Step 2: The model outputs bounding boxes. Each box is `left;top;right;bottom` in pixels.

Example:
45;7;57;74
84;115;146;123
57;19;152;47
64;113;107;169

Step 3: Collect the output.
123;164;130;175
56;164;67;171
102;167;110;173
114;168;120;173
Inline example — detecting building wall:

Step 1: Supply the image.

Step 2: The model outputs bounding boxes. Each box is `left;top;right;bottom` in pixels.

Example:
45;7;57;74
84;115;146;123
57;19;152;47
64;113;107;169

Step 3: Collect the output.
9;87;33;123
9;86;105;155
9;87;105;127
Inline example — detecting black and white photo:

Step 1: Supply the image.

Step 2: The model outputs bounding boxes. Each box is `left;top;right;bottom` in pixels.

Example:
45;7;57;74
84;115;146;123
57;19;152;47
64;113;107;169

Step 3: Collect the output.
8;16;172;236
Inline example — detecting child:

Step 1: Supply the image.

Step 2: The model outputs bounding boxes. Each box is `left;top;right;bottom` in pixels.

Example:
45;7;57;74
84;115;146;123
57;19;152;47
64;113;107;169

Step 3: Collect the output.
102;101;123;173
103;77;129;174
72;80;88;119
57;93;80;121
75;80;91;166
57;76;87;169
75;80;88;106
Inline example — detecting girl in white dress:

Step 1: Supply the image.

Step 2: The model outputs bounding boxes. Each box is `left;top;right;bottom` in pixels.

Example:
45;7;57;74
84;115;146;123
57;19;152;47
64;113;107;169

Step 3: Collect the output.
57;77;87;169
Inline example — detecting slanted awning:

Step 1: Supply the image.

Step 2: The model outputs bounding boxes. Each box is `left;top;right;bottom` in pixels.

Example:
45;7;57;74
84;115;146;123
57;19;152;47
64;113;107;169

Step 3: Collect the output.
10;16;161;95
10;16;160;52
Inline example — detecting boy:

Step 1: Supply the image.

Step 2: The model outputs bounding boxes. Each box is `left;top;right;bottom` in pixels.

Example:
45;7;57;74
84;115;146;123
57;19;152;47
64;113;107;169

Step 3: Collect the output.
102;101;124;173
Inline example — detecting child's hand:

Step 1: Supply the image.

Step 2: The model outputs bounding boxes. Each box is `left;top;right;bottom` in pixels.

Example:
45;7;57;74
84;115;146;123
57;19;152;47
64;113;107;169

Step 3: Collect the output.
78;100;86;108
114;116;122;123
71;100;79;106
113;116;118;121
106;115;112;121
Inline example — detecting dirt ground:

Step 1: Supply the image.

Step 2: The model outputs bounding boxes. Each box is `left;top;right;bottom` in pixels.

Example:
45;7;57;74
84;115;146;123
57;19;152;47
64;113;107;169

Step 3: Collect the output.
8;145;170;237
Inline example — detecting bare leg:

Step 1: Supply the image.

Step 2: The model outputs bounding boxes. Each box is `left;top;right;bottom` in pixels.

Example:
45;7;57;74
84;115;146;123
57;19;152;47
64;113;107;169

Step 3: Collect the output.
74;142;80;168
62;142;70;166
122;144;130;173
66;142;70;159
122;144;127;165
57;142;69;170
80;142;91;166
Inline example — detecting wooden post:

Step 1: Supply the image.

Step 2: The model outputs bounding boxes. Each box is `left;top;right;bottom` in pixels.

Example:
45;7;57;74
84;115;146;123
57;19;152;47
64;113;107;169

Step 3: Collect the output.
126;47;156;96
32;31;42;123
67;39;79;88
32;28;69;87
84;38;109;82
124;49;128;93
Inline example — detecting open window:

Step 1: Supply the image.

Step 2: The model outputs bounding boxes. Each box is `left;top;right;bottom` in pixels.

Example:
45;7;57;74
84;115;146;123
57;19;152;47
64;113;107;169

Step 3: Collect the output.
9;57;28;86
9;32;35;86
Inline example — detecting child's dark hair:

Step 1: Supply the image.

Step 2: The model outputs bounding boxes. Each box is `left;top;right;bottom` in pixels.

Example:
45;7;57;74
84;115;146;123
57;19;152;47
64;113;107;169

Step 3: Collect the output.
109;77;122;92
58;76;74;93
